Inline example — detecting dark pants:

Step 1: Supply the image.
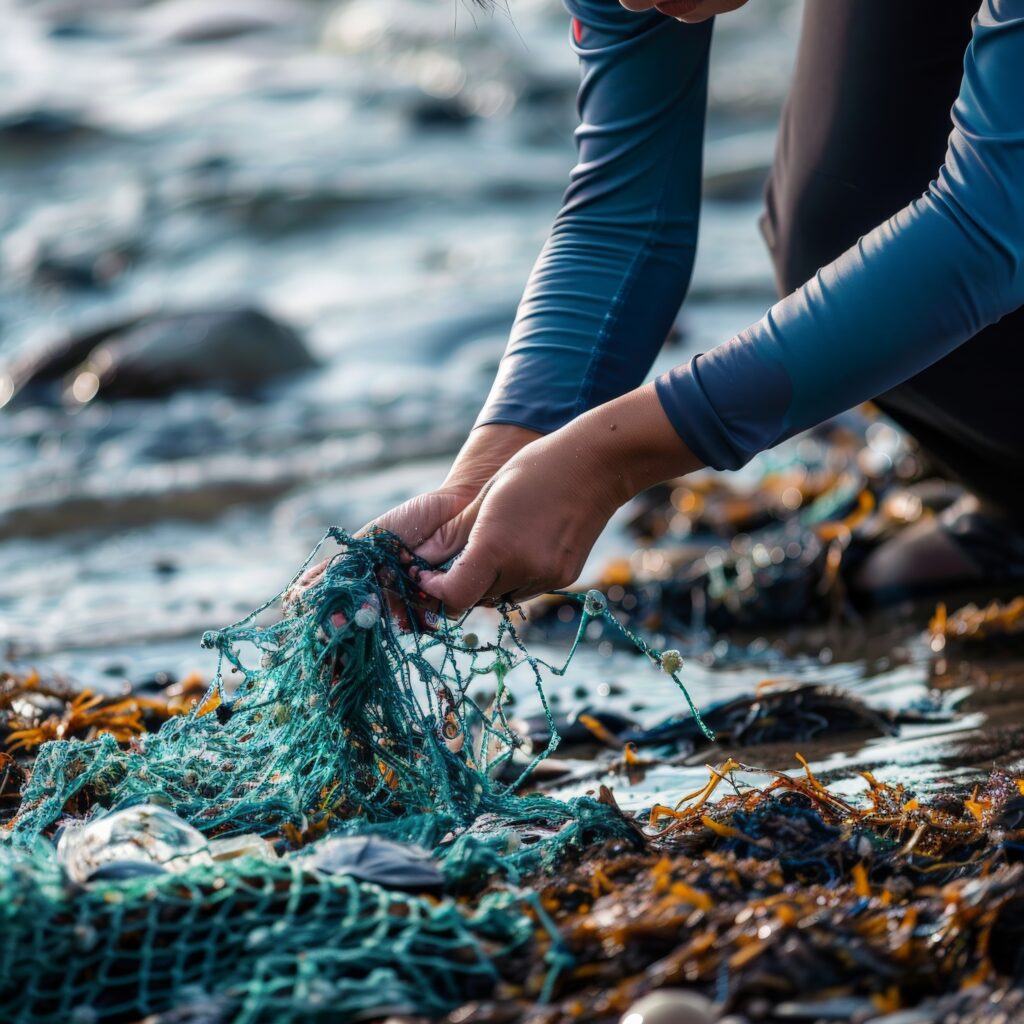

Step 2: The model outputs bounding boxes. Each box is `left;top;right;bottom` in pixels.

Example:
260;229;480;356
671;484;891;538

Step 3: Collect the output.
763;0;1024;520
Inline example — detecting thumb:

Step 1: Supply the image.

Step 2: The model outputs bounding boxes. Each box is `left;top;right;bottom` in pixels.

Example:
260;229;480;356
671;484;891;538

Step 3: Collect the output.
417;531;500;614
414;499;480;566
357;491;468;550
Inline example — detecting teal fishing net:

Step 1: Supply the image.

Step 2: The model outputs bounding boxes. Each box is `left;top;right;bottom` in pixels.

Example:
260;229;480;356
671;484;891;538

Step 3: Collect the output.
0;528;710;1023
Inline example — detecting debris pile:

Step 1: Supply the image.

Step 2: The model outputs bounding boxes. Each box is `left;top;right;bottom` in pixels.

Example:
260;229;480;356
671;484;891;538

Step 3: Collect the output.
1;528;1020;1023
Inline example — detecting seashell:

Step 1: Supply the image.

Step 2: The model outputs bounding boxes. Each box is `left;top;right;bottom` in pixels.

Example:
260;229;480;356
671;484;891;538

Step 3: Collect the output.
441;712;465;754
659;649;683;674
620;990;715;1024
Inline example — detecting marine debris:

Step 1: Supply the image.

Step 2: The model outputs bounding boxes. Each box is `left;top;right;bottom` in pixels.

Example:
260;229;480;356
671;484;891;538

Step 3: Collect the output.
0;528;1020;1023
0;528;704;1023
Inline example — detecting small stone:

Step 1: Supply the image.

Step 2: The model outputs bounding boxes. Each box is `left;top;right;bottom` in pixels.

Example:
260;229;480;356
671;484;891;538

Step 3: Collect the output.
584;589;607;616
659;650;683;674
462;632;479;649
620;990;715;1024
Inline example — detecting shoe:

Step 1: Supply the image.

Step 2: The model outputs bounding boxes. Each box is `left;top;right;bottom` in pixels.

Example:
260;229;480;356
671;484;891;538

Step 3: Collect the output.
852;495;1024;605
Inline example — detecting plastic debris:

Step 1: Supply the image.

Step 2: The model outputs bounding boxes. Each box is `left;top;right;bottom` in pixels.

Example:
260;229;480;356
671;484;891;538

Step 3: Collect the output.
56;804;210;883
305;835;445;892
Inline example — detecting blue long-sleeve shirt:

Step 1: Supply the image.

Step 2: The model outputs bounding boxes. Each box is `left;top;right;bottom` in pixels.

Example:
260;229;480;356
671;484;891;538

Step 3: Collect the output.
476;0;1024;471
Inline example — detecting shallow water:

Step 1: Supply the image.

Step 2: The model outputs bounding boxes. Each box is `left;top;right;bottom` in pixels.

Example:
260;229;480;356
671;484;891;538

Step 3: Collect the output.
3;0;1021;811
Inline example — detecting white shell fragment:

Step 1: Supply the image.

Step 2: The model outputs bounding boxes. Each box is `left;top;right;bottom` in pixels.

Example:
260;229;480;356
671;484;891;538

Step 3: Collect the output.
620;989;715;1024
207;834;278;863
659;649;683;674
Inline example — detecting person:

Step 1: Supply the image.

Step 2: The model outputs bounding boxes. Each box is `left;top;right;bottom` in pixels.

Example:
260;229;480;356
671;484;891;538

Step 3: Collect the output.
368;0;1024;615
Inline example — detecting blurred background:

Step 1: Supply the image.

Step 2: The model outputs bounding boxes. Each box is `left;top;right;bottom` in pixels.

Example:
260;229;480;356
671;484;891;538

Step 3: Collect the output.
0;0;800;693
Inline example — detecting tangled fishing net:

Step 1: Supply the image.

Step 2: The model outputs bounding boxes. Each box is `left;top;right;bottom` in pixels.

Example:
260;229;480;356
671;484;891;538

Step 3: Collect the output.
0;528;708;1024
3;526;1024;1024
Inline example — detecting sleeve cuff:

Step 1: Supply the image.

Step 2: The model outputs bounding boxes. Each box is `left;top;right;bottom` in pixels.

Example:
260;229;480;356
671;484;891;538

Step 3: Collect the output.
654;358;747;472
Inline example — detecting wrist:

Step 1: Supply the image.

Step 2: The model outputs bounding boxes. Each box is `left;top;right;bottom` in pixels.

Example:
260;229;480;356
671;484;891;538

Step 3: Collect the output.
571;384;703;508
443;423;542;494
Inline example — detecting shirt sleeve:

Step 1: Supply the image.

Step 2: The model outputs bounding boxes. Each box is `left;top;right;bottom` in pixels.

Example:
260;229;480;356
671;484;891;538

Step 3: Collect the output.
657;0;1024;471
475;0;712;434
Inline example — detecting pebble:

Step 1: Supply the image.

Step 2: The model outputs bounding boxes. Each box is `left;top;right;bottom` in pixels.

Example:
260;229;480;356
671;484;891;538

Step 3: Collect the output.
620;990;716;1024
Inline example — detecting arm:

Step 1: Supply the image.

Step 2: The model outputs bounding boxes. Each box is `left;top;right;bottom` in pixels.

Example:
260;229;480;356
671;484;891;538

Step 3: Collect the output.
418;0;1024;612
475;0;712;434
399;0;713;567
657;0;1024;470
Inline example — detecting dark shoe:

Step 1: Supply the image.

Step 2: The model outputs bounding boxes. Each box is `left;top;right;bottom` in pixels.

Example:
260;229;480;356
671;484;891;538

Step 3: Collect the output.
852;495;1024;605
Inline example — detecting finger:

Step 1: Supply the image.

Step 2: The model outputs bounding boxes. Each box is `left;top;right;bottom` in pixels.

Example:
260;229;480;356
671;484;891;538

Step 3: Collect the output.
505;579;546;606
417;541;502;616
296;558;329;590
414;503;478;566
357;492;468;551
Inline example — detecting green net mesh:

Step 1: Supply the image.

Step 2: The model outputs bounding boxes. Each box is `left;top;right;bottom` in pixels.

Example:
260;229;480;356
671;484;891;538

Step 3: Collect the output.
0;528;710;1023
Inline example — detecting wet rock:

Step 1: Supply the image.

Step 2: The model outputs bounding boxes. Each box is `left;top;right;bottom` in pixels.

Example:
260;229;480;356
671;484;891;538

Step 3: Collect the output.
624;681;898;752
511;706;639;754
993;796;1024;831
143;0;301;43
0;103;98;145
2;307;316;407
408;94;475;130
304;835;446;893
620;989;715;1024
133;671;177;695
4;189;145;290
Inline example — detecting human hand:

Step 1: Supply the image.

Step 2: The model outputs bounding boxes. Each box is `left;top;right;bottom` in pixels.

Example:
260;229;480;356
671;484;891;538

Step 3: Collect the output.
361;423;541;551
414;384;702;614
288;424;540;627
618;0;749;22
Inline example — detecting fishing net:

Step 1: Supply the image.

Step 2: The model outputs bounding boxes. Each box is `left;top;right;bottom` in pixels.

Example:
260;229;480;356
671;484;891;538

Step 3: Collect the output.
0;528;709;1024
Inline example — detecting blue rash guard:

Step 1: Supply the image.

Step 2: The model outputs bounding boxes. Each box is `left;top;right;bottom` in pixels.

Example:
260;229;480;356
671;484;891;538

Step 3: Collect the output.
475;0;1024;472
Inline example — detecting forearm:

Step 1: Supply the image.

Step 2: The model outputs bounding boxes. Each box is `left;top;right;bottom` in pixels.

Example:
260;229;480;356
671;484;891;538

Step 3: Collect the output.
476;1;711;434
658;0;1024;471
561;382;703;510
